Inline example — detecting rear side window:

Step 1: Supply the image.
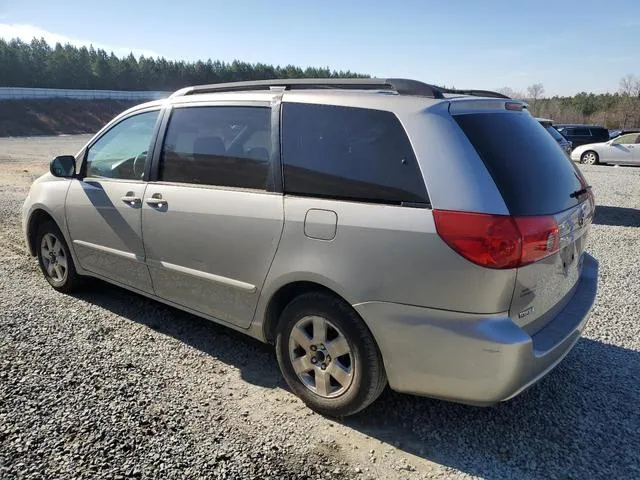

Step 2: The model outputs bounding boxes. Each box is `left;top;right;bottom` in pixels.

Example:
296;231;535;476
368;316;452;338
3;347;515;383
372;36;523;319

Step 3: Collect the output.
281;103;428;205
454;112;584;216
570;127;591;136
159;106;272;190
589;127;609;140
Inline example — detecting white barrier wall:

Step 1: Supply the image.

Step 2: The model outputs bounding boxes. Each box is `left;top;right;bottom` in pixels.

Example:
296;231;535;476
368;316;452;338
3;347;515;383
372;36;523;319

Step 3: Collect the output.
0;87;171;100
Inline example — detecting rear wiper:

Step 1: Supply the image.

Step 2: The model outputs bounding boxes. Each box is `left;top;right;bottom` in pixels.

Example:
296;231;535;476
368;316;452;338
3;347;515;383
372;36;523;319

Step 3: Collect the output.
570;185;592;198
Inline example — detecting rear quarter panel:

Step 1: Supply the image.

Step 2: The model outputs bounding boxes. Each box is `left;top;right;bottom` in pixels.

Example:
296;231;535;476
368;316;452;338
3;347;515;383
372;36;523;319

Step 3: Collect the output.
255;196;518;324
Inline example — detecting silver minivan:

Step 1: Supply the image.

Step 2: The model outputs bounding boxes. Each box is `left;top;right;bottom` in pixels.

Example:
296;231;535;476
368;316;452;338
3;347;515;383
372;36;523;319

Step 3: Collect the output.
23;79;598;417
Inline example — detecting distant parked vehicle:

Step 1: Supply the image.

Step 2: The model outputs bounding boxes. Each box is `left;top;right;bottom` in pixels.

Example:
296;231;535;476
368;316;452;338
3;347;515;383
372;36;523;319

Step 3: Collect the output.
537;118;572;156
571;132;640;165
555;124;610;148
609;128;640;139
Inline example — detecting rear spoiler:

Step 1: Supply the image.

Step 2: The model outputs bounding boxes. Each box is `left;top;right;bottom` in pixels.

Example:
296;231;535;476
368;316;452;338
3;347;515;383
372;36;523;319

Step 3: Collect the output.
449;99;529;114
440;88;511;99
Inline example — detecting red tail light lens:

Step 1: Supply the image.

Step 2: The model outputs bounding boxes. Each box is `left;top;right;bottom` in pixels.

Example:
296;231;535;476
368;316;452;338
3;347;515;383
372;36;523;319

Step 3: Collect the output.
433;210;559;269
514;216;559;266
433;210;521;269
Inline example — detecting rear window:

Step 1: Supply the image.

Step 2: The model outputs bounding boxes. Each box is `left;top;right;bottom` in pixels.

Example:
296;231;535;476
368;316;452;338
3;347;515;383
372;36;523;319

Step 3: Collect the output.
545;126;564;141
454;112;584;216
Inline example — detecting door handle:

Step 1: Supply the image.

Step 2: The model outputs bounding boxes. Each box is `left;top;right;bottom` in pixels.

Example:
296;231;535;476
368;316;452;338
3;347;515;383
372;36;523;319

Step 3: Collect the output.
145;193;167;208
121;195;141;206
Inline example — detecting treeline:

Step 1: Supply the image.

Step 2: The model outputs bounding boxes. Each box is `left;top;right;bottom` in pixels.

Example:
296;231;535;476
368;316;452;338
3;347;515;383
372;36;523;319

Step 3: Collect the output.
3;37;638;128
0;38;368;91
534;94;640;129
498;79;640;129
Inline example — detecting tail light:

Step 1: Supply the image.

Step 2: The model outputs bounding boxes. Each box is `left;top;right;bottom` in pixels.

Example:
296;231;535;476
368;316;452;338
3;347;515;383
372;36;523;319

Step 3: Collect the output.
514;216;559;266
433;210;559;269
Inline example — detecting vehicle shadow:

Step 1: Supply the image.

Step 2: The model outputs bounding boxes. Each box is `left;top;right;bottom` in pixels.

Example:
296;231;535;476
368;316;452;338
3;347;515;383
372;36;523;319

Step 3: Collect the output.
346;337;640;478
593;205;640;227
73;281;640;479
73;281;284;390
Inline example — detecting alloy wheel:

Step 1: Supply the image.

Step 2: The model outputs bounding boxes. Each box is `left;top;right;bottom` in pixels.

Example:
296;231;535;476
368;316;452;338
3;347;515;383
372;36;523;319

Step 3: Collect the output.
582;152;597;165
288;315;354;398
40;233;68;283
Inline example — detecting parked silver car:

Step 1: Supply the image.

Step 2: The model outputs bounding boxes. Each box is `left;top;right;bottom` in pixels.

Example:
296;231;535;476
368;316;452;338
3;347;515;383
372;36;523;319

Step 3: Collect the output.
23;78;598;417
571;132;640;165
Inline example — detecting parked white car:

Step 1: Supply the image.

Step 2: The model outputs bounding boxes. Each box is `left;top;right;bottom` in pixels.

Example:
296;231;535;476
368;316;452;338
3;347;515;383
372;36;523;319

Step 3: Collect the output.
571;132;640;165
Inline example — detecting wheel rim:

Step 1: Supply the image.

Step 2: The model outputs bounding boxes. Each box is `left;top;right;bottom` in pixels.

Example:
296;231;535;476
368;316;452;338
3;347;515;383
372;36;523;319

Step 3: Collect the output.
40;233;68;283
288;316;354;398
582;152;597;165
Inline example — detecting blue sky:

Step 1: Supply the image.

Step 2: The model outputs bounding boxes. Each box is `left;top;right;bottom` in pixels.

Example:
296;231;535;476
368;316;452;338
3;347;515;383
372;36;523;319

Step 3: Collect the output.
0;0;638;96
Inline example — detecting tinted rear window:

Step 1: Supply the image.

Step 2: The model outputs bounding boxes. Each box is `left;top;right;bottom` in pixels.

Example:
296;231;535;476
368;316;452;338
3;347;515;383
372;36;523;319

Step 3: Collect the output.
282;103;428;205
545;126;564;141
454;112;584;216
159;106;272;190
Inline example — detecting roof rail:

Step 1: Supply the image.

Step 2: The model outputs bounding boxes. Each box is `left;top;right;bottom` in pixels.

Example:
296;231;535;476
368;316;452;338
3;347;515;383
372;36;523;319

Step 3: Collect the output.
169;78;513;100
439;87;511;99
170;78;446;99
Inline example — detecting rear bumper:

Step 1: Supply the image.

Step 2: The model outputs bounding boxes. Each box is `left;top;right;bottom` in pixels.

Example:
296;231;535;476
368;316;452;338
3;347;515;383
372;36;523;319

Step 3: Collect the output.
354;253;598;405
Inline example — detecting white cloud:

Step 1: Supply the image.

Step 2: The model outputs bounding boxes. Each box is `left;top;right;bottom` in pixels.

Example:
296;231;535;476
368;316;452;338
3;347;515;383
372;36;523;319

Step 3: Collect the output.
0;23;162;58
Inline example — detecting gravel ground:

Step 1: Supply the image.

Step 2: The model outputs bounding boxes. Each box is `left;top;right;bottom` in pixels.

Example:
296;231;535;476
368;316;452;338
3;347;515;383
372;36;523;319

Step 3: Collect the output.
1;136;639;479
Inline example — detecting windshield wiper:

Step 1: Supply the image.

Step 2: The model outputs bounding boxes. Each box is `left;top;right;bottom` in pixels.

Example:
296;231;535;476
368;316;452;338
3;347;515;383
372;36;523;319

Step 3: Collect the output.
570;185;592;198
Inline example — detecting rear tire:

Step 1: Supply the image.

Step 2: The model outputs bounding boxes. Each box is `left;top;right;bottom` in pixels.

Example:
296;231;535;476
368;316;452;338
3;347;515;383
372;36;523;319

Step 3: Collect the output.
275;292;387;417
36;221;81;293
580;150;599;165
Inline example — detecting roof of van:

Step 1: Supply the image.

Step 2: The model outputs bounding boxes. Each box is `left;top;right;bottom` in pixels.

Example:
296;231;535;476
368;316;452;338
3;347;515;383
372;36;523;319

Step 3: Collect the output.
168;78;511;101
121;79;524;118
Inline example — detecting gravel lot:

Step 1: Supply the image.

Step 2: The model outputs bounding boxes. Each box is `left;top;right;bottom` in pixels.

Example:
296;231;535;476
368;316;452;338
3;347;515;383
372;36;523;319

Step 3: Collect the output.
1;135;639;479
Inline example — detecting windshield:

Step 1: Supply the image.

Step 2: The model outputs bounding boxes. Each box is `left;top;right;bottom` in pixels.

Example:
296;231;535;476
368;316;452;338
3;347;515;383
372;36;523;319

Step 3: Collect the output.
546;125;565;141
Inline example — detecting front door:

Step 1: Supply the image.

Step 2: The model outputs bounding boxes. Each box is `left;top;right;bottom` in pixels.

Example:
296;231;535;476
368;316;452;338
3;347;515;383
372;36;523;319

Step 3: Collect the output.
608;133;638;164
141;103;284;328
632;134;640;164
65;109;161;292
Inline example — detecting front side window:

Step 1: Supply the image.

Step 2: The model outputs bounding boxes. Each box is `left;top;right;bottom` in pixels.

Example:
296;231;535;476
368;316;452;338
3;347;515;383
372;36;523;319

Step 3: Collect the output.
281;103;427;205
85;110;159;180
159;106;272;190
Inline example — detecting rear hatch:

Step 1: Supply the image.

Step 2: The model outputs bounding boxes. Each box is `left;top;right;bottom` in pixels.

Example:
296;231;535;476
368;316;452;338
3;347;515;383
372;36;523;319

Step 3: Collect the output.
452;106;595;334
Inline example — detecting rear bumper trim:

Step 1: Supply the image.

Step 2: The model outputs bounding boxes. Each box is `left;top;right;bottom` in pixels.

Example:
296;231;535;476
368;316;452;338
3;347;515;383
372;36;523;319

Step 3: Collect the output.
354;253;598;405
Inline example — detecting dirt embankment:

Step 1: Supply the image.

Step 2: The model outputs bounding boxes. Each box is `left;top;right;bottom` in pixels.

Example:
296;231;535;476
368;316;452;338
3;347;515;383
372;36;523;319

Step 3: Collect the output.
0;99;140;137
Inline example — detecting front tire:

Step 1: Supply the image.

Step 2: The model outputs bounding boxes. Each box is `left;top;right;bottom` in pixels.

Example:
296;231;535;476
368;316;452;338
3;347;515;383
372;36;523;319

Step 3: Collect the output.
275;292;387;417
580;150;599;165
36;221;81;293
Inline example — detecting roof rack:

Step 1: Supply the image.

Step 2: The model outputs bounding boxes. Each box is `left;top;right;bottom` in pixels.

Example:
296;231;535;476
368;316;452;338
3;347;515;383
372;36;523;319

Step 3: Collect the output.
169;78;511;100
170;78;446;99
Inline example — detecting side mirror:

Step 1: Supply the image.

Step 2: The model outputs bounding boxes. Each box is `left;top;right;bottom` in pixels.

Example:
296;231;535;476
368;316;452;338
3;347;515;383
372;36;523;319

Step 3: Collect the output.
50;155;76;178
